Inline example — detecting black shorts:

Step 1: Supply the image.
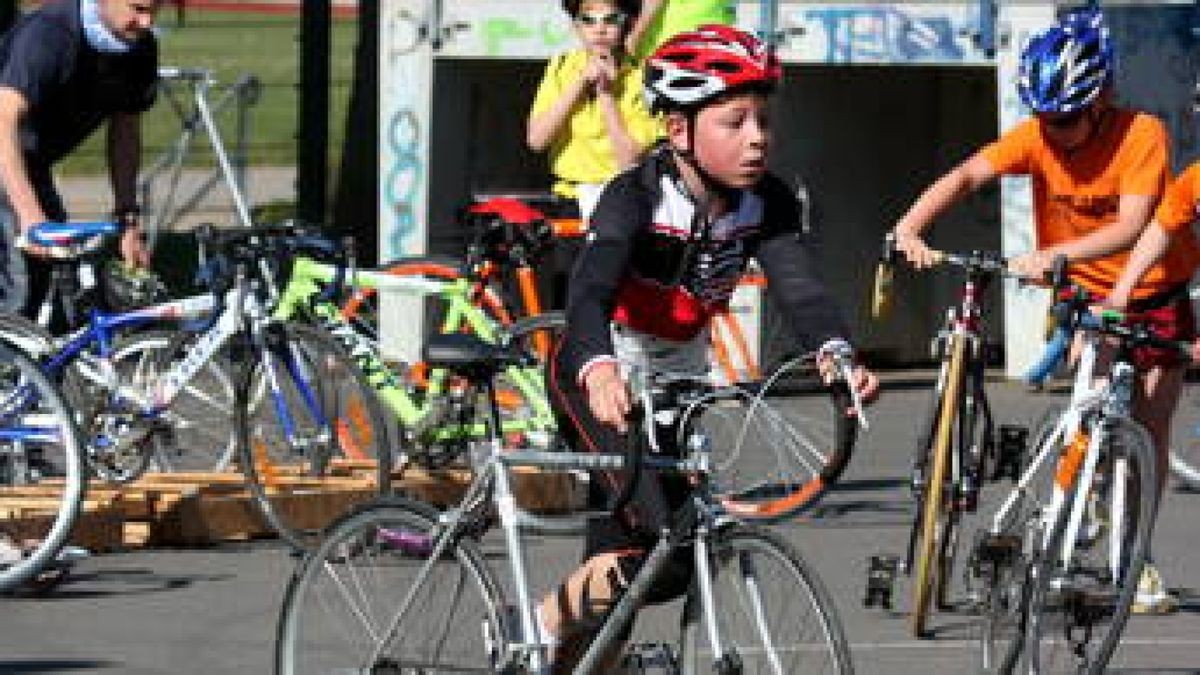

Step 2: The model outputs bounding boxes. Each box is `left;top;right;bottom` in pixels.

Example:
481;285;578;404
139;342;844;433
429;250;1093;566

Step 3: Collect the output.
548;340;695;606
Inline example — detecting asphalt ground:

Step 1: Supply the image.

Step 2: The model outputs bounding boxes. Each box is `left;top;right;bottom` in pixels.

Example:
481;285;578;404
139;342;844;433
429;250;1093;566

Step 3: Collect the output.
2;373;1199;674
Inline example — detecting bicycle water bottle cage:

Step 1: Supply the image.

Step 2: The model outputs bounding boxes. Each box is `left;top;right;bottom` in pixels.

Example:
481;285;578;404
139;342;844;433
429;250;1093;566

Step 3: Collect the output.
25;221;119;259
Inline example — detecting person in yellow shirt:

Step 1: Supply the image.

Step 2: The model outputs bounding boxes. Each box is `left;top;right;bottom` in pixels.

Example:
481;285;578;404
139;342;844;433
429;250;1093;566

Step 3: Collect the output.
527;0;660;219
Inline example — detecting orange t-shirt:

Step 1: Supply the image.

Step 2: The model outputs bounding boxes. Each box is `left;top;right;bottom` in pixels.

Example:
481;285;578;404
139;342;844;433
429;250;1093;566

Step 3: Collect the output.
979;109;1195;299
1156;162;1200;234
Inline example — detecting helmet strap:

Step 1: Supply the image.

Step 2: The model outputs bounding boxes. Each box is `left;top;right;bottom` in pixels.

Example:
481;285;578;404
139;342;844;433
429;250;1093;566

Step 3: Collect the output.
671;110;738;212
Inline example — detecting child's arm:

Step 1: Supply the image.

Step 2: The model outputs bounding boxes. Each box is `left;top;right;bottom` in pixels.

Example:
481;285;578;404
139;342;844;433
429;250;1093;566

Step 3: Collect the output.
527;58;593;152
594;58;643;169
893;153;996;268
624;0;665;55
1105;220;1173;310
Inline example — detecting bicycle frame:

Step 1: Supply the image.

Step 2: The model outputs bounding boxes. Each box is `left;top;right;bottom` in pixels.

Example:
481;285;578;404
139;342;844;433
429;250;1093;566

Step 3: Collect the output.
989;329;1135;578
36;280;329;453
364;381;750;675
273;257;555;439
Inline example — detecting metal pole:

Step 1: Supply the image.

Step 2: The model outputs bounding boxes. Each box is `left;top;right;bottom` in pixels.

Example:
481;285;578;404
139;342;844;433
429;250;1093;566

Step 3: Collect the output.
297;0;331;225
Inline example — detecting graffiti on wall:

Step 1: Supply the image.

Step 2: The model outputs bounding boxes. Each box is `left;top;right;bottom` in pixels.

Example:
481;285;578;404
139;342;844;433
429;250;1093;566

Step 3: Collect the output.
384;110;421;258
780;5;981;63
478;17;571;57
381;3;429;259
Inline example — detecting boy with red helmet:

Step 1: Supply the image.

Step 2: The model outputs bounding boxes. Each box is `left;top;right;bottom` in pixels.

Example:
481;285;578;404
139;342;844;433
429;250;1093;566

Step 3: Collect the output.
535;24;879;670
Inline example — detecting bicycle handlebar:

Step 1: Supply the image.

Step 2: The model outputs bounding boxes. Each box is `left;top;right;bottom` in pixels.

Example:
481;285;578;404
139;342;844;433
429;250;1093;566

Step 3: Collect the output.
1024;279;1193;384
193;223;356;307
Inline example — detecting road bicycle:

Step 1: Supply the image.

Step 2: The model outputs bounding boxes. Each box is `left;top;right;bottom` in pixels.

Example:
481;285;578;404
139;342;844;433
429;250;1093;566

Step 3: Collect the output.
272;252;564;468
6;222;390;551
873;236;1013;637
275;332;858;674
969;279;1176;673
0;339;86;593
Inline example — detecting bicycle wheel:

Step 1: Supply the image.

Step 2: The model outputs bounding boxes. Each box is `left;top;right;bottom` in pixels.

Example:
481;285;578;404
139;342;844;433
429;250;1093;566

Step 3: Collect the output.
1023;415;1157;675
0;339;86;593
1169;377;1200;489
974;400;1076;672
65;328;239;481
275;497;508;674
911;334;967;637
678;525;853;674
497;311;565;449
237;322;391;551
692;356;856;523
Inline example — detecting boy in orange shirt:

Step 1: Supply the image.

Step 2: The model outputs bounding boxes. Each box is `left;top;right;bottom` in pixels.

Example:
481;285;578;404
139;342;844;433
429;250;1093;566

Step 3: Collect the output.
893;6;1192;613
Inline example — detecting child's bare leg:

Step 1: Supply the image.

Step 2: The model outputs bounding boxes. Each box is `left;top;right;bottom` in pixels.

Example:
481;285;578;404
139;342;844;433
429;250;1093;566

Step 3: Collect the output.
538;551;632;672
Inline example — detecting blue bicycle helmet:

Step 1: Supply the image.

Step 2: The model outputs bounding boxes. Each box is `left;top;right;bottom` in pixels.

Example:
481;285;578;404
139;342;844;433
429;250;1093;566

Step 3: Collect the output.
1017;6;1114;114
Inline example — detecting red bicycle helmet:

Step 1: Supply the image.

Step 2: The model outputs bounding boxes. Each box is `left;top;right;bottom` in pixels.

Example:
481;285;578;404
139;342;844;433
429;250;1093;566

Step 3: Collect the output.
644;24;782;113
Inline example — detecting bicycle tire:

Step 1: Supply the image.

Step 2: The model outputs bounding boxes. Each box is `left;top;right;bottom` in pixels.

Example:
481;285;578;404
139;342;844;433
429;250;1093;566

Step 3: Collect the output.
498;311;566;450
1022;415;1157;674
0;338;86;593
677;525;854;674
696;356;857;523
1169;377;1200;489
274;497;508;675
910;334;968;637
236;322;391;552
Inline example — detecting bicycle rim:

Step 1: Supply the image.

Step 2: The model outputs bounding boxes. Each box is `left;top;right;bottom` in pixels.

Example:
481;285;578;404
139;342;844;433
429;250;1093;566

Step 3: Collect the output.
699;358;856;523
1023;416;1156;674
275;498;506;675
239;323;391;552
678;526;853;674
0;339;86;593
911;336;967;637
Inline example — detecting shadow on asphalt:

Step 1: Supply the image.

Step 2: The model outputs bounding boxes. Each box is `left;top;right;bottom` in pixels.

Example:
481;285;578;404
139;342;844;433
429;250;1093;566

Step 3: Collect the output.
24;568;235;600
0;660;121;672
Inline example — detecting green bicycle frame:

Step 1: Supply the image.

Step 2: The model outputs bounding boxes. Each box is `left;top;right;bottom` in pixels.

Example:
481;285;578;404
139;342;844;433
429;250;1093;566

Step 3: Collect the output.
273;257;556;445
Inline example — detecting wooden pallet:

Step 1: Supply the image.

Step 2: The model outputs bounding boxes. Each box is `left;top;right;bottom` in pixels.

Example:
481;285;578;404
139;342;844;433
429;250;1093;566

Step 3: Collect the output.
0;470;380;551
0;459;583;553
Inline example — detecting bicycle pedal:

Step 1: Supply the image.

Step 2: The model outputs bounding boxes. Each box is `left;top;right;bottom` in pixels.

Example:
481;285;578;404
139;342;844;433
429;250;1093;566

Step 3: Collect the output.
863;554;899;610
995;425;1028;482
974;534;1020;566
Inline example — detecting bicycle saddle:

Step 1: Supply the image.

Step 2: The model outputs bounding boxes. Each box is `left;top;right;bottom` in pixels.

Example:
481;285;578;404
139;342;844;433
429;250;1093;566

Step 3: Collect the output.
24;221;119;258
422;333;530;379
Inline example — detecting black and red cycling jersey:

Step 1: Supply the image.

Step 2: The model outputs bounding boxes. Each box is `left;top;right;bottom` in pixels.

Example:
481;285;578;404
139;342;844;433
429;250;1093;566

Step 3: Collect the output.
560;144;852;382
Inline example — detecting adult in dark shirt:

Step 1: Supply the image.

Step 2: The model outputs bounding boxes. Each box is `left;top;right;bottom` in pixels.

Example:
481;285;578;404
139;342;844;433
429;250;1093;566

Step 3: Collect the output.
0;0;158;317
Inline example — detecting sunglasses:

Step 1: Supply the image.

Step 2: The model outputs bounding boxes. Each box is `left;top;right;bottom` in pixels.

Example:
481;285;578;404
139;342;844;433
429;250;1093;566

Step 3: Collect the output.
576;11;626;26
1041;109;1088;130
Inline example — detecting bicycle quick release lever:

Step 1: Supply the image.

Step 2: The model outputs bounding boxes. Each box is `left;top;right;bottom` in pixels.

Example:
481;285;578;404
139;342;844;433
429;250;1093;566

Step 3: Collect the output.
821;338;869;430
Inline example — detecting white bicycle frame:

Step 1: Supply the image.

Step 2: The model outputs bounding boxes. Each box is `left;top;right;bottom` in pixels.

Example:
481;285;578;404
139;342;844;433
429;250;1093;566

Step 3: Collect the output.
989;328;1136;581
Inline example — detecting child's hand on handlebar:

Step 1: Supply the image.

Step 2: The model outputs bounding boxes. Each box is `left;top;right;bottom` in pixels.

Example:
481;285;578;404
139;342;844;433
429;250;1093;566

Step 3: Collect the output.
891;229;938;269
1008;249;1056;281
583;362;631;433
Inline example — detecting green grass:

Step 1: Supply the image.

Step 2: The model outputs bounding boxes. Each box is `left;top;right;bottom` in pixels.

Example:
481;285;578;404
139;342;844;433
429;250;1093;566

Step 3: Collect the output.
58;9;357;176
